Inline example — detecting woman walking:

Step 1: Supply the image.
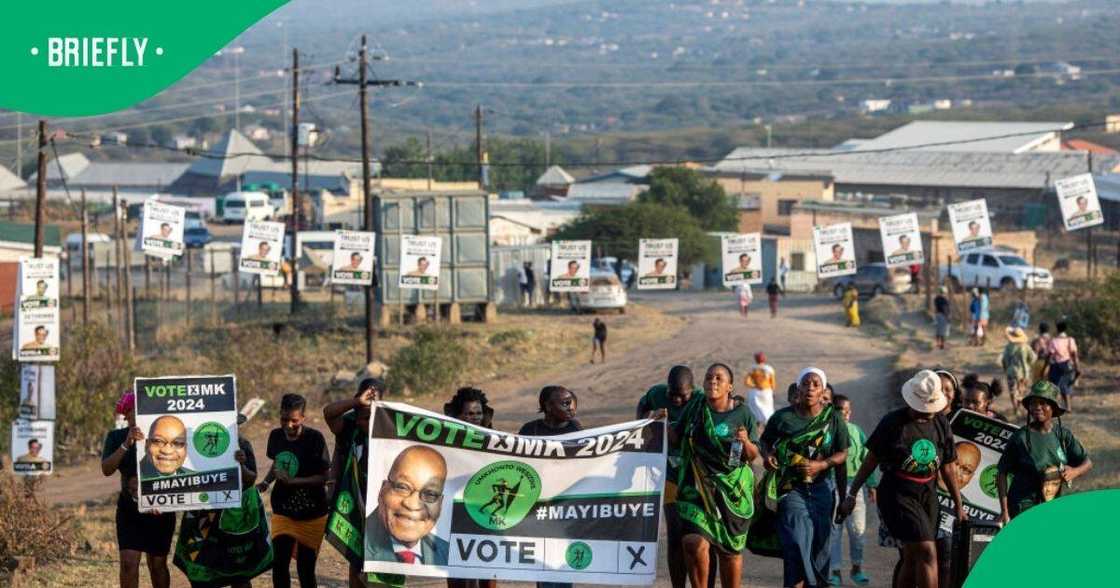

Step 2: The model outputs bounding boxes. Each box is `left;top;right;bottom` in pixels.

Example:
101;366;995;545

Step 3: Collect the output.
842;284;860;327
1001;327;1036;417
737;282;754;318
760;368;849;588
1046;321;1080;412
767;278;783;318
745;352;777;425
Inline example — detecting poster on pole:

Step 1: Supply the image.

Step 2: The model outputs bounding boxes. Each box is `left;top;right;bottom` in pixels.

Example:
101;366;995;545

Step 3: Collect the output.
10;419;54;476
935;410;1018;533
549;240;591;293
134;375;241;512
947;199;993;254
721;233;762;287
346;402;664;584
399;235;441;291
13;257;60;362
813;222;857;278
238;220;285;275
19;364;56;420
331;230;377;286
141;199;186;258
1054;173;1105;231
879;213;924;268
637;238;678;290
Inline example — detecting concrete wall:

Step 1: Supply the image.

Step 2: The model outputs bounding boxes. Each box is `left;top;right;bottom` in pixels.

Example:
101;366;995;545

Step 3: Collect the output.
714;176;834;231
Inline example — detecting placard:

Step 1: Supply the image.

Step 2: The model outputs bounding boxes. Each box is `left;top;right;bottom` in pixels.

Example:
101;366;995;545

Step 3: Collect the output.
879;213;924;267
813;222;857;278
11;419;53;476
637;238;678;290
332;230;376;286
12;257;60;362
134;375;241;512
549;241;591;293
142;199;186;257
19;364;55;420
238;220;285;275
936;410;1019;532
1054;173;1105;231
948;199;993;254
399;235;441;291
721;233;762;287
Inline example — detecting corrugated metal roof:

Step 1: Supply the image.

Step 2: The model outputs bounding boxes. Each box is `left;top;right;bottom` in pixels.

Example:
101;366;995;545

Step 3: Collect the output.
566;182;642;203
536;165;575;186
185;129;273;179
850;121;1073;154
0;164;26;192
0;221;62;247
30;152;90;182
66;162;190;187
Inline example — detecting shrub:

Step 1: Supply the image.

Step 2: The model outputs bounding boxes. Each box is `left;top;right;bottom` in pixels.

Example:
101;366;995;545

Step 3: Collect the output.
387;327;468;396
1041;274;1120;358
488;329;531;349
0;475;77;565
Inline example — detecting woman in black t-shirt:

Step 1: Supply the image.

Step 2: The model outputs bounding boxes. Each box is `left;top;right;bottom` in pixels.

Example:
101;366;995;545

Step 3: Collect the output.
519;386;581;436
840;370;966;588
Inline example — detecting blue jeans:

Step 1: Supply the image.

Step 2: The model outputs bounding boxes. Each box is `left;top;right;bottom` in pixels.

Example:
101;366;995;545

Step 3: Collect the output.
830;484;866;569
778;480;835;588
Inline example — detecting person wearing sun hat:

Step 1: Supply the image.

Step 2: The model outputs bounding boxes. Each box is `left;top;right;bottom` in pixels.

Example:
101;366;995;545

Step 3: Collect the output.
839;370;966;588
996;380;1092;523
1000;327;1036;417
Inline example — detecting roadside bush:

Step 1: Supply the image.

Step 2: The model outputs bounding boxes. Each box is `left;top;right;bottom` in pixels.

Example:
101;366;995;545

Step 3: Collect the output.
0;475;77;566
387;327;468;396
1042;273;1120;358
488;328;532;350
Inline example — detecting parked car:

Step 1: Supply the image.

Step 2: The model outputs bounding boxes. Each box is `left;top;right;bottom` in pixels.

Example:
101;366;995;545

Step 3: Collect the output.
220;191;274;224
183;226;213;248
576;271;628;313
829;263;911;299
595;256;636;288
941;249;1053;290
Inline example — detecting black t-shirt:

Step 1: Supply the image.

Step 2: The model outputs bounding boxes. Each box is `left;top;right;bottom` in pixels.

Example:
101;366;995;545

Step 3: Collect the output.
594;321;607;341
518;419;582;436
266;427;331;520
767;282;781;296
867;408;956;479
102;428;137;499
934;295;951;316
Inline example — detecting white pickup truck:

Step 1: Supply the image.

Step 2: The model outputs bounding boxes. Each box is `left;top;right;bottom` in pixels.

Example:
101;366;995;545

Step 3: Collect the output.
940;249;1053;290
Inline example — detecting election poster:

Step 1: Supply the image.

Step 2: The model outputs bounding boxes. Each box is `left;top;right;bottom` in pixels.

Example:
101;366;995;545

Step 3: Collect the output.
12;256;61;362
399;235;442;291
879;213;924;268
948;199;993;254
19;364;55;420
936;410;1019;533
549;240;591;293
18;256;59;309
238;220;285;275
1054;173;1105;231
134;375;242;512
813;222;857;278
332;230;377;286
10;419;53;476
721;233;762;287
344;402;665;584
637;238;678;290
142;199;186;258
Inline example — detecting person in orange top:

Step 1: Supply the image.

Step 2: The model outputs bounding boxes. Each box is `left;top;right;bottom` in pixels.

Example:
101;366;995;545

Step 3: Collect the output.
745;352;777;425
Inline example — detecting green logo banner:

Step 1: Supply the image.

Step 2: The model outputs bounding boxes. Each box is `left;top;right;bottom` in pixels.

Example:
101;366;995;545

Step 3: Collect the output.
0;1;289;116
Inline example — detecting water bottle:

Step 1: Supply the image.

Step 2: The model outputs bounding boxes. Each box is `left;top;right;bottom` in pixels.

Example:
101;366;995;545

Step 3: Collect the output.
728;439;743;468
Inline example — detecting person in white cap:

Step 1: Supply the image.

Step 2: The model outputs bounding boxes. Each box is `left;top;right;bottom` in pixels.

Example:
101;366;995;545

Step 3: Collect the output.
838;370;967;588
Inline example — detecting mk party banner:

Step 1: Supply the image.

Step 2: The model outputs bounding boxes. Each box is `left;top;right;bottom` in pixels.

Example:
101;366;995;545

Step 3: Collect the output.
10;419;53;476
239;220;285;275
12;256;60;362
1054;173;1105;232
353;403;665;585
637;239;678;290
142;200;186;258
948;199;993;254
721;233;762;287
549;240;591;293
19;364;56;420
813;222;857;278
332;230;377;286
134;375;241;512
936;410;1019;533
399;235;442;291
879;213;924;268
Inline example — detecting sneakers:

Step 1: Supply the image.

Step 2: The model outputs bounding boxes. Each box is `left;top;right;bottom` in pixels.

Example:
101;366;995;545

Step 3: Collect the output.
850;570;871;586
828;572;842;586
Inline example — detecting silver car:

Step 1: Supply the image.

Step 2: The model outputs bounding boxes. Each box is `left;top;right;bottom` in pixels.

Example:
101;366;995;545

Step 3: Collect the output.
830;262;911;299
577;272;628;314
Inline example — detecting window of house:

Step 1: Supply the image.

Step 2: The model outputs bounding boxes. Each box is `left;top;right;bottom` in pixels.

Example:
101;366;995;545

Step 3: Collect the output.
791;252;805;271
778;199;797;216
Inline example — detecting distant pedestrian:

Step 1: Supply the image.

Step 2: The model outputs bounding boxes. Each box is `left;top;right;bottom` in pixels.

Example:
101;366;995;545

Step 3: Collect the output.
933;286;951;350
746;352;777;425
968;289;982;346
519;262;535;307
779;257;790;291
1046;321;1080;412
978;288;991;344
829;394;878;587
842;283;861;327
1031;322;1053;384
1001;327;1036;417
591;318;607;364
909;264;921;293
1011;299;1031;330
736;282;753;318
766;278;783;318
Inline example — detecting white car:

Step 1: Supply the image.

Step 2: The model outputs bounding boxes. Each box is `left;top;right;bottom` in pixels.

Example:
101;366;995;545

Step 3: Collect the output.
576;271;628;313
221;191;274;224
941;249;1053;290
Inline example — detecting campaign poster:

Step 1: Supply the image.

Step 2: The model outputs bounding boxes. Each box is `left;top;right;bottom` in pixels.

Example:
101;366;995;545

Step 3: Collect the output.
879;213;924;268
936;410;1019;532
813;222;857;278
19;364;55;420
18;256;60;310
948;199;993;254
142;199;186;257
721;233;762;287
1054;173;1105;231
549;241;591;293
637;238;678;290
12;256;61;362
238;220;285;275
399;235;441;291
134;375;241;512
332;230;377;286
10;419;54;476
350;402;664;584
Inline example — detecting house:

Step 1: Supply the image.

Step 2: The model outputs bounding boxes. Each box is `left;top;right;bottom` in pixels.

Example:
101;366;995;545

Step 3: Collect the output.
102;132;128;145
845;121;1073;154
244;125;272;142
1061;139;1119;157
29;152;190;201
534;165;575;199
704;168;835;234
489;199;581;246
0;221;62;263
167;129;277;195
860;100;892;115
565;183;644;206
167;135;197;150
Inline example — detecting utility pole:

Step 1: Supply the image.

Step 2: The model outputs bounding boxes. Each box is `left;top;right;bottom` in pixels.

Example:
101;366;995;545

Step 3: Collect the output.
15;113;22;181
80;190;90;324
427;128;434;191
544;130;551;168
34;120;47;257
290;48;301;313
475;104;484;188
120;198;135;351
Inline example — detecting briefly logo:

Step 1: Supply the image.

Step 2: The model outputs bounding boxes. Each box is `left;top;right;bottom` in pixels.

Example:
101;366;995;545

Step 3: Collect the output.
565;542;593;570
193;422;230;458
979;465;1001;499
275;451;300;477
337;490;354;515
463;461;541;531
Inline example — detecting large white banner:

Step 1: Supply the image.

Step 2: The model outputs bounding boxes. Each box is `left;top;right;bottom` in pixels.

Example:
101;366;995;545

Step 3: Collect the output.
1054;173;1105;231
332;230;376;286
813;222;857;278
238;220;285;276
948;199;993;254
142;200;186;258
356;403;665;585
721;233;762;287
549;240;592;293
134;375;241;512
879;213;924;268
399;235;442;291
12;256;60;362
937;410;1018;533
637;238;678;290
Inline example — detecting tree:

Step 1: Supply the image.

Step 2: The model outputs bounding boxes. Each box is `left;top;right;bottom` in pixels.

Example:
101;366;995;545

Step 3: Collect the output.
637;167;737;231
551;202;717;268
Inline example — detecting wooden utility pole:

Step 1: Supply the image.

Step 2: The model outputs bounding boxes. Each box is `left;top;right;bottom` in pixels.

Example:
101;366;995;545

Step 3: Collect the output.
186;247;193;326
80;190;90;324
289;47;302;314
120;199;135;351
33;121;47;257
427;128;434;191
475;104;484;188
112;188;124;327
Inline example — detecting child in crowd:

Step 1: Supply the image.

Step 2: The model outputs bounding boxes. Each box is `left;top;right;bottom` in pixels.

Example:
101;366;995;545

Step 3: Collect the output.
829;395;878;586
